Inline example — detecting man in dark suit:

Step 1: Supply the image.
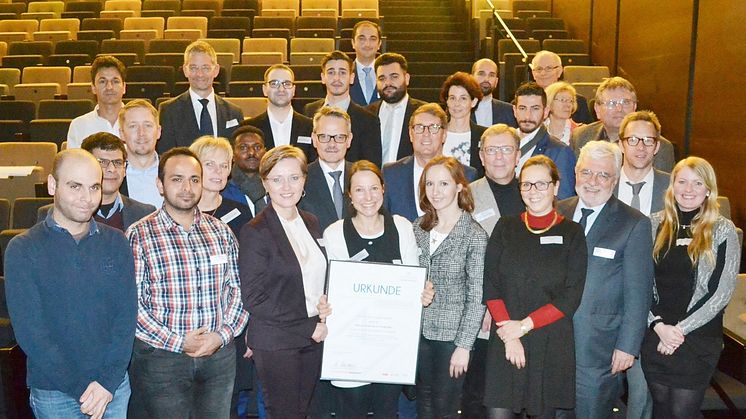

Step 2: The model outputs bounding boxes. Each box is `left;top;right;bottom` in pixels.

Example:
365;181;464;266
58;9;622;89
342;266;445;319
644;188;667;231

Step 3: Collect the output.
38;132;155;230
349;20;381;106
557;140;653;419
531;50;593;124
298;107;353;231
366;53;427;166
570;76;676;173
157;40;243;153
222;125;268;217
383;103;478;222
471;58;517;128
303;50;382;167
241;64;317;162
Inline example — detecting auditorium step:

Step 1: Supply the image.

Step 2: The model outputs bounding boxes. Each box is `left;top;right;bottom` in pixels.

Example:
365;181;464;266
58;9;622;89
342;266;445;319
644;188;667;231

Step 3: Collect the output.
408;61;472;75
386;39;472;52
383;21;460;33
400;50;473;62
391;32;466;41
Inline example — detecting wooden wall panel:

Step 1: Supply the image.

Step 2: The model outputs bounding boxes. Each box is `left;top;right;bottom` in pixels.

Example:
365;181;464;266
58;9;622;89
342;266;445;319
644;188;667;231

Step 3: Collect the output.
552;0;591;48
590;0;617;71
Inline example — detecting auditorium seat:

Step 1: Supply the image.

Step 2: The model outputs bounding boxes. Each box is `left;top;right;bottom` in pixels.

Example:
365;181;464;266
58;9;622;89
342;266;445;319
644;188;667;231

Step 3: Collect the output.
55;39;99;60
33;31;72;44
67;83;95;101
11;197;53;229
122;16;165;40
127;65;175;93
243;37;287;62
571;82;600;104
39;18;79;39
29;119;70;148
542;38;586;54
0;3;26;19
143;52;183;68
148;39;189;54
231;64;266;82
166;16;207;38
1;54;44;70
0;142;57;177
208;16;251;39
296;16;337;38
225;0;259;10
14;84;59;105
22;66;71;93
77;30;116;45
65;1;103;16
103;0;142;18
101;39;146;63
225;97;266;119
27;1;65;19
0;199;9;232
124;82;168;105
0;100;34;139
289;38;334;65
251;28;291;40
512;0;550;14
558;53;590;66
204;38;240;63
253;16;295;34
0;68;20;94
228;81;264;97
142;0;181;15
221;8;256;20
294;81;324;98
341;9;377;18
37;99;93;119
516;10;551;19
260;0;299;17
72;65;92;83
8;40;53;61
301;0;338;17
0;19;39;41
81;18;123;37
502;52;536;100
531;29;568;43
341;0;379;17
141;9;177;19
47;54;91;69
290;64;322;81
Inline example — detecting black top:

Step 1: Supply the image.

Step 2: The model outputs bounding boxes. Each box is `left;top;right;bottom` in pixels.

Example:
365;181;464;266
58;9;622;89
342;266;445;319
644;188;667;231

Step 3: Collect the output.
203;198;253;237
342;212;401;263
487;177;524;217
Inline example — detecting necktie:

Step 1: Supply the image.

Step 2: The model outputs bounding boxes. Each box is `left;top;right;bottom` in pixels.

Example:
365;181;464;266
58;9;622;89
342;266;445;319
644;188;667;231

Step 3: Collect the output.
199;98;214;136
579;208;594;231
381;105;395;164
363;67;375;103
627;181;646;210
330;170;343;219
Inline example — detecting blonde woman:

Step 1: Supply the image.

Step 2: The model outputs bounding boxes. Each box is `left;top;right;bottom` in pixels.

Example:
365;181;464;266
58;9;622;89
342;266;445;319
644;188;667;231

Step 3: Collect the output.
544;81;580;145
641;157;740;419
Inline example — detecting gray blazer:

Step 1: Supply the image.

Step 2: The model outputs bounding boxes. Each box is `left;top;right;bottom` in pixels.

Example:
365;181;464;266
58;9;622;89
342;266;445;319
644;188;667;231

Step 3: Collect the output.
413;211;487;350
469;177;502;235
570;121;676;173
613;168;671;215
37;195;156;231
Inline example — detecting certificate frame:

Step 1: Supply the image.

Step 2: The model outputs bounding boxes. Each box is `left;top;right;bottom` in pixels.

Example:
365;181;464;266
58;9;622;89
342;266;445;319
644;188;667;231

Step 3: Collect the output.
320;259;427;385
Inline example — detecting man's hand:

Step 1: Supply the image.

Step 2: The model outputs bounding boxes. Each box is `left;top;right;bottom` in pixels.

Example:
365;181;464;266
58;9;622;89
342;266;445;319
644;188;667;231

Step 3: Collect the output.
504;339;526;369
421;281;435;307
243;346;254;359
311;322;328;343
183;326;208;355
654;323;685;350
79;381;112;419
481;311;492;333
317;295;332;322
187;332;223;358
611;349;635;374
449;347;470;378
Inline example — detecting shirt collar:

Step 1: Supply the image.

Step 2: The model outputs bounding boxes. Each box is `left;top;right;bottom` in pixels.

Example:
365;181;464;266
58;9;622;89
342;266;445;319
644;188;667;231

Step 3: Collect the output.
44;209;100;236
325;96;351;111
381;94;409;111
156;206;203;232
97;193;125;219
189;87;215;102
620;166;655;186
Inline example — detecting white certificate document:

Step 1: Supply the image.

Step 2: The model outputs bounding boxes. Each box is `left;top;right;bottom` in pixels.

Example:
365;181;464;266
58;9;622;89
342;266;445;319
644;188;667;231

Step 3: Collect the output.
321;260;426;385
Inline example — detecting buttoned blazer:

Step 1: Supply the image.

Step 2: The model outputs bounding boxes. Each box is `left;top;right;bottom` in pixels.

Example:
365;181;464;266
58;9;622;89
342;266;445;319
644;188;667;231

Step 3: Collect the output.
238;204;325;350
37;196;156;230
157;91;244;154
570;121;676;173
413;211;487;349
613;168;670;215
241;110;317;163
350;62;380;106
470;98;518;127
298;160;353;232
557;195;654;365
303;99;383;167
469;177;501;235
366;97;428;161
383;156;478;222
530;126;576;199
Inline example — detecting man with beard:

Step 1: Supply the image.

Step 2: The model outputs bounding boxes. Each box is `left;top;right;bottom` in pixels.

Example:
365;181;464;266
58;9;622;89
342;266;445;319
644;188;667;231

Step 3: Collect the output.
222;125;268;217
366;53;427;165
126;147;248;418
242;64;316;162
303;50;382;167
471;58;517;128
118;99;163;208
513;82;576;199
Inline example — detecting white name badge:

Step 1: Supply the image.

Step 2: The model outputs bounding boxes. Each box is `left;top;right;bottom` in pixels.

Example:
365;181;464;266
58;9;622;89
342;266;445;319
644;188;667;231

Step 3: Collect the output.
392;259;402;265
350;249;370;261
220;208;241;224
473;208;496;222
297;136;312;144
540;235;563;245
676;238;693;246
316;238;325;247
226;118;239;128
593;247;616;259
210;254;228;265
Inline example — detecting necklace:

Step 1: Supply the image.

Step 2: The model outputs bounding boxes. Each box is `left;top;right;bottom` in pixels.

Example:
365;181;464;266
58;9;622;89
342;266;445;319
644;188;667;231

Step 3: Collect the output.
524;212;558;235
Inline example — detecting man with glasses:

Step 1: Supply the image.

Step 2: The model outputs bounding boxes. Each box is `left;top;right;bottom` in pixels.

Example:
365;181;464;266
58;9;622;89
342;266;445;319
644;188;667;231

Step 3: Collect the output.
570;76;675;172
530;50;593;124
242;64;316;162
158;40;244;153
118;99;163;208
383;103;477;222
557;140;654;418
471;58;517;128
37;132;155;231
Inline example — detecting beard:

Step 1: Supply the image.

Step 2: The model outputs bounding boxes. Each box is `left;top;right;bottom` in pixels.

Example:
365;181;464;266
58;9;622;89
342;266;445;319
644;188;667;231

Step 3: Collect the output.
380;84;407;104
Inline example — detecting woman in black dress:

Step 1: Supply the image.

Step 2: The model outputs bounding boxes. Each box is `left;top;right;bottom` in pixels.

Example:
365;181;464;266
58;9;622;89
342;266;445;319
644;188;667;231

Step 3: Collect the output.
482;155;587;418
641;157;740;418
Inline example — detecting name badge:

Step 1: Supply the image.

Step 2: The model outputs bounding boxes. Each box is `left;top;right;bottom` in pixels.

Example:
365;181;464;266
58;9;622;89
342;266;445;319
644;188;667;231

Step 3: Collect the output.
540;236;563;245
210;254;228;265
226;118;239;128
593;247;616;259
220;208;241;224
350;249;369;261
474;208;496;222
392;259;402;265
676;238;693;246
316;238;325;247
297;136;312;144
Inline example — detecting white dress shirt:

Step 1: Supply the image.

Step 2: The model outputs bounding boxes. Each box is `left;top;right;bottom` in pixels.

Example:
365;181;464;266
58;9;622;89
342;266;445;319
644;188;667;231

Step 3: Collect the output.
379;95;409;164
573;201;607;235
66;105;122;149
516;126;541;173
318;159;345;199
189;89;218;135
355;59;375;101
618;167;655;216
267;108;293;147
474;97;493;127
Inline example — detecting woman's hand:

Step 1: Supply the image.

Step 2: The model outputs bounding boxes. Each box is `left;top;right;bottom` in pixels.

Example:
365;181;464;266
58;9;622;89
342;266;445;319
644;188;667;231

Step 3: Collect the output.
496;318;532;342
481;311;492;333
243;346;254;359
311;322;328;343
654;323;684;350
656;341;676;356
421;281;435;307
504;339;526;369
449;347;470;378
317;295;332;322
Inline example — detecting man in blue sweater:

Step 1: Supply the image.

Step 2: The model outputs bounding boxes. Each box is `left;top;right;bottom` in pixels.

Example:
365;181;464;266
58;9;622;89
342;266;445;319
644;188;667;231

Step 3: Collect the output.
4;149;137;419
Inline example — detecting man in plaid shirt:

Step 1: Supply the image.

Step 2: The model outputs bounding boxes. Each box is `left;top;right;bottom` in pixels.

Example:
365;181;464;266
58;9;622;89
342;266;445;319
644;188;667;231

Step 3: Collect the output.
126;147;249;418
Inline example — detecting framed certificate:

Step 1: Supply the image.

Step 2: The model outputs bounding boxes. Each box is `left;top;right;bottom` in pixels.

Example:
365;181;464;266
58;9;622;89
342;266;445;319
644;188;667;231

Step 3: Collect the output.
320;259;427;385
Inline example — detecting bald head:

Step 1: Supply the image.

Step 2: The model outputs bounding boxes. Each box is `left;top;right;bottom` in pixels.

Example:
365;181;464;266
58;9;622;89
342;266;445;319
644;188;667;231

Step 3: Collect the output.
48;149;103;232
531;51;563;88
51;149;102;181
472;58;499;97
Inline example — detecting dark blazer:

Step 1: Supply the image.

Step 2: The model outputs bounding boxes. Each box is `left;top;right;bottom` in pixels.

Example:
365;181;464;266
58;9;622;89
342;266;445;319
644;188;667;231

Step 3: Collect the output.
298;160;353;232
466;122;488;178
572;94;594;124
238;204;325;350
37;195;156;231
470;98;518;127
366;96;428;161
350;62;380;106
613;168;670;215
530;126;576;199
382;155;478;222
303;99;383;168
157;91;244;154
241;110;317;163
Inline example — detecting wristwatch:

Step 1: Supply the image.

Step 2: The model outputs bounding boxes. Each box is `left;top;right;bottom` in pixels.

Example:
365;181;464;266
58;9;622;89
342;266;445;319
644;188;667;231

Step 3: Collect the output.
520;321;530;336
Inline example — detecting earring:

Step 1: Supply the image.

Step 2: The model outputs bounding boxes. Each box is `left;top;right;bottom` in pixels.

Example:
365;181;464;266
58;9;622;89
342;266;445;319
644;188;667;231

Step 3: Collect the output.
301;190;306;198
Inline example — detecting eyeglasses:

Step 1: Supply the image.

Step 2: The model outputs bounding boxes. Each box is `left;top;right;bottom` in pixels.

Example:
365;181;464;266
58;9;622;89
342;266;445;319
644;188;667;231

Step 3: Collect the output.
519;180;554;191
187;65;214;74
266;174;305;186
483;145;516;155
315;133;349;143
598;99;636;109
532;65;560;73
578;169;615;184
266;80;294;89
412;124;442;134
554;97;576;104
623;136;657;147
97;158;125;168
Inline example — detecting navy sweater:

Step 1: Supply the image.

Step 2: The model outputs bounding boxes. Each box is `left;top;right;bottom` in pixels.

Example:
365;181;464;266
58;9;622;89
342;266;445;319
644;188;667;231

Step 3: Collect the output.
4;215;137;398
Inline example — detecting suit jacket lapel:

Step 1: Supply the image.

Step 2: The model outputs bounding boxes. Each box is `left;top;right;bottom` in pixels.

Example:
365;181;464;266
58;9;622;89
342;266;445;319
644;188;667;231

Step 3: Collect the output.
307;162;337;222
215;96;228;136
585;196;618;248
259;112;275;148
431;212;468;259
404;157;418;218
264;204;299;264
474;178;501;219
342;161;353;218
180;93;200;140
289;111;299;146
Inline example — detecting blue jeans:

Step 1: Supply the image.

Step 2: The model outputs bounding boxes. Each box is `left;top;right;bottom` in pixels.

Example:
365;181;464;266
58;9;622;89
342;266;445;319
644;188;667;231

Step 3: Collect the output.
30;373;130;419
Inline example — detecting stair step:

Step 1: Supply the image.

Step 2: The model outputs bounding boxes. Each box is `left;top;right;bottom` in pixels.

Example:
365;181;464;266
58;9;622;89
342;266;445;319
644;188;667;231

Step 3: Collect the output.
397;51;473;62
408;87;442;103
409;74;448;88
384;21;460;32
388;31;467;40
408;61;472;75
387;39;471;51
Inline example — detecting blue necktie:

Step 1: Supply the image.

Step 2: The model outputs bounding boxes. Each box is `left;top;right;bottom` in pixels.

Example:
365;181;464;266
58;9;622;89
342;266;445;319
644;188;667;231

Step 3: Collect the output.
199;98;214;136
330;170;343;219
363;67;375;103
579;208;594;231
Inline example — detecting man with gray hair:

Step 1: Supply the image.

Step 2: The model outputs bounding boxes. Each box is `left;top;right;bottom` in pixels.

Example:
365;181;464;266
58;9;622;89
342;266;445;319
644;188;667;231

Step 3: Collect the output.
570;76;675;172
558;141;654;418
530;50;593;124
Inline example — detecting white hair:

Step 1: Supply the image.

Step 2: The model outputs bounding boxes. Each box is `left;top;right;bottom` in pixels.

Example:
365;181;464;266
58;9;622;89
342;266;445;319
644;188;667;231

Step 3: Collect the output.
577;140;622;176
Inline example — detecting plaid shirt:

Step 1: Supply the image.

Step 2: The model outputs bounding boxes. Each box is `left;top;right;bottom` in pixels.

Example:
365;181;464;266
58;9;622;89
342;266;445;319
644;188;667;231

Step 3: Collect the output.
126;208;248;353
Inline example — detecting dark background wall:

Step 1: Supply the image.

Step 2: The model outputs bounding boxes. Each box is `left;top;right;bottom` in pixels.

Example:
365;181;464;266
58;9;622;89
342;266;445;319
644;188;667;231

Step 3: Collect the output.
553;0;746;267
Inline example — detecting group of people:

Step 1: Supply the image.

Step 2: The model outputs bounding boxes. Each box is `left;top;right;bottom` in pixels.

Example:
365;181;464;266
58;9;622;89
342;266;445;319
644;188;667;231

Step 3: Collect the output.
2;19;741;419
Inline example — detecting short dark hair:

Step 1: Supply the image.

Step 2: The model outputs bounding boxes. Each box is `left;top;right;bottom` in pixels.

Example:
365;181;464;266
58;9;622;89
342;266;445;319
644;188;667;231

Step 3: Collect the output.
439;71;483;104
321;50;353;71
90;55;126;82
158;147;201;181
231;125;265;145
81;132;127;160
514;82;547;107
352;20;382;39
374;52;408;73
